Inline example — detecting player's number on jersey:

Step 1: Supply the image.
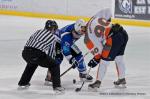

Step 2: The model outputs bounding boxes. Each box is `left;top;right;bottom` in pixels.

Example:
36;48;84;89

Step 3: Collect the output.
91;47;99;55
94;18;110;38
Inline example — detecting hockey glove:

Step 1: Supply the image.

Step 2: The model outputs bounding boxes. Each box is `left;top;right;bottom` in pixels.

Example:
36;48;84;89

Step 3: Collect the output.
69;57;79;69
55;42;63;65
111;23;123;33
55;54;63;65
88;57;100;68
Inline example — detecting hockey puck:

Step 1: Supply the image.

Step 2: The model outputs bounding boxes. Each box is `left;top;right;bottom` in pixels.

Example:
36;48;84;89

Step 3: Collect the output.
73;79;76;84
75;88;81;92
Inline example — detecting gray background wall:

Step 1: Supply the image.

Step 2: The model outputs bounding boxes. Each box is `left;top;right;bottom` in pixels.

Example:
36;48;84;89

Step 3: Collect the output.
0;0;114;17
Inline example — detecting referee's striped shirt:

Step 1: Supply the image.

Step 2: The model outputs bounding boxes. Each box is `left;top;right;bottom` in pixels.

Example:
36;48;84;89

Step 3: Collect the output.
25;29;56;57
48;30;61;59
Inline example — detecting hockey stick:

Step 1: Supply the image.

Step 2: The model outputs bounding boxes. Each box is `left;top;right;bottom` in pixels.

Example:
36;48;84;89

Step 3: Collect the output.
60;51;90;77
60;66;72;77
75;67;91;92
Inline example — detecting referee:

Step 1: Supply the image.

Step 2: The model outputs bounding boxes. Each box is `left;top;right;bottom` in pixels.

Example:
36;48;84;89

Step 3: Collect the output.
18;20;64;92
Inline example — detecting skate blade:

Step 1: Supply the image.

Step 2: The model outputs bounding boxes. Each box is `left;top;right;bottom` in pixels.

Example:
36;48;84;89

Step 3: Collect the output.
17;86;29;90
44;81;52;86
88;86;98;92
114;84;127;89
80;78;93;82
53;90;65;95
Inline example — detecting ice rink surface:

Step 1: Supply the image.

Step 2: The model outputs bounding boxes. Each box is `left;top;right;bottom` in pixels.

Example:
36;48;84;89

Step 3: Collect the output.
0;15;150;99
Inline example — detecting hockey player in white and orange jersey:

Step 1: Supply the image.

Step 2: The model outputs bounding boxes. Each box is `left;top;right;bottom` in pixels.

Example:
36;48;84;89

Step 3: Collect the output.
83;8;128;90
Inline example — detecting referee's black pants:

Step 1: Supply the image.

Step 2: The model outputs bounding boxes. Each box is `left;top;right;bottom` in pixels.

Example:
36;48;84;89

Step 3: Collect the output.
18;47;61;89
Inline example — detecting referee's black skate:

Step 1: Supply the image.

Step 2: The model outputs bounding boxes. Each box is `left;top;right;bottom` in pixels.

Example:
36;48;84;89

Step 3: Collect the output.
114;78;126;88
18;83;31;90
53;87;65;94
88;80;101;91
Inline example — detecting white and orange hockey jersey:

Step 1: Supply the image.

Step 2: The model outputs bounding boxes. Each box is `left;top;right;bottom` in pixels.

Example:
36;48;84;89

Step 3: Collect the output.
84;8;112;59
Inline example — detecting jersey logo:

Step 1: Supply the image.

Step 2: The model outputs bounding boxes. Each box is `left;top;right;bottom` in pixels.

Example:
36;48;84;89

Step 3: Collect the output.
65;42;70;47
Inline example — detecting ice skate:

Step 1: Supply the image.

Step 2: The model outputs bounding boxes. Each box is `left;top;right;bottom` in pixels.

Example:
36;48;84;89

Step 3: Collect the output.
88;80;101;91
53;87;65;95
44;74;52;86
79;73;93;82
44;80;52;86
18;83;30;90
114;78;127;88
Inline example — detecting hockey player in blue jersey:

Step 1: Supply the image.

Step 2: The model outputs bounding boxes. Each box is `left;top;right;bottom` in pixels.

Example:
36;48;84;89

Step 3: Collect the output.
60;19;93;81
45;19;93;85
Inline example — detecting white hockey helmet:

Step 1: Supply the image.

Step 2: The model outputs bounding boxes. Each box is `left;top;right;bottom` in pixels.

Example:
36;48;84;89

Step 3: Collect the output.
74;19;86;34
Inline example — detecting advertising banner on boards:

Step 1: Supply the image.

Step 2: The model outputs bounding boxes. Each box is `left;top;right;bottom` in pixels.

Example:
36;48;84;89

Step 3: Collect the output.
115;0;150;20
0;0;17;10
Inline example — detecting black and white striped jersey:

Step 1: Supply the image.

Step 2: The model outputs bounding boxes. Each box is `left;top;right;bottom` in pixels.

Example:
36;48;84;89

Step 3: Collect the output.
25;29;56;56
47;41;56;59
47;30;61;59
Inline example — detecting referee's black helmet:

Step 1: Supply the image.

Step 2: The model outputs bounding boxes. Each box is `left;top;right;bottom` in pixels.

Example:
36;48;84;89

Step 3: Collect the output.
45;20;58;30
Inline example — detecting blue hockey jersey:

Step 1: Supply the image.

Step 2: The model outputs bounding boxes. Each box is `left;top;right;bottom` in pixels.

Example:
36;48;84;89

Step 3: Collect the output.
60;24;79;57
59;23;87;72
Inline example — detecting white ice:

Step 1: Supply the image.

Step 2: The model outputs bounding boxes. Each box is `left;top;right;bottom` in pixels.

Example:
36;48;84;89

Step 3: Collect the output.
0;15;150;99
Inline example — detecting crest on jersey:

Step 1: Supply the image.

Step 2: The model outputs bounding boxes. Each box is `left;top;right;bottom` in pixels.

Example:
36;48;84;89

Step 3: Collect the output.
118;0;132;14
